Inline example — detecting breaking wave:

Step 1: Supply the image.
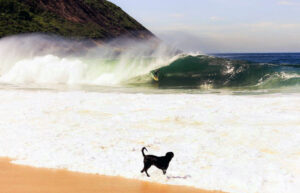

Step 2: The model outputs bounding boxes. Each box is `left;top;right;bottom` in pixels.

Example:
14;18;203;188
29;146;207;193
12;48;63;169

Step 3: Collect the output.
0;34;299;91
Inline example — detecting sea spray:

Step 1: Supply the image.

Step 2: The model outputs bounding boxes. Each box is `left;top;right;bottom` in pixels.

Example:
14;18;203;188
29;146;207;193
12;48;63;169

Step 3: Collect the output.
0;34;178;86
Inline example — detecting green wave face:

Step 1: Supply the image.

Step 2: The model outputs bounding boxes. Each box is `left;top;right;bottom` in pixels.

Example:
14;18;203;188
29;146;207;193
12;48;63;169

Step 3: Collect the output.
148;55;300;89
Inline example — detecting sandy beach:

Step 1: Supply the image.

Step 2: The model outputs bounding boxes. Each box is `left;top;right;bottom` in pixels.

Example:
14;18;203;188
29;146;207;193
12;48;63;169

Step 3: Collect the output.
0;158;224;193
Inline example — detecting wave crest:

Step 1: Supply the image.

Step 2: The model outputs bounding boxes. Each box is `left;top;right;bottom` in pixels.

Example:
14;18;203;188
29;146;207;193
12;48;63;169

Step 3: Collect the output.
0;34;178;86
0;34;299;90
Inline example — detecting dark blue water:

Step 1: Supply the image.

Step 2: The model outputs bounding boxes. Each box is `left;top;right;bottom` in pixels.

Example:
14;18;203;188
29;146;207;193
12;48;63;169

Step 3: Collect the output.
212;53;300;65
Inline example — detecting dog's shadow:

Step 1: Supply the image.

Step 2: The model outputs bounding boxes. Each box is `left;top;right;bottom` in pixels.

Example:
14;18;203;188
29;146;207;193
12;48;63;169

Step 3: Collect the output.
167;175;192;180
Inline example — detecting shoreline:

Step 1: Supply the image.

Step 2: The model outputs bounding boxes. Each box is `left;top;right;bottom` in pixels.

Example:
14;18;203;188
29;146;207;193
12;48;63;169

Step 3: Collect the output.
0;158;225;193
0;90;298;192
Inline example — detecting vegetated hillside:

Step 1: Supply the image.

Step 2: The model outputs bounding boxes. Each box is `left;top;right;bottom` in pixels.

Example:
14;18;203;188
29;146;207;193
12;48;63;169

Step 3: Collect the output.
0;0;154;40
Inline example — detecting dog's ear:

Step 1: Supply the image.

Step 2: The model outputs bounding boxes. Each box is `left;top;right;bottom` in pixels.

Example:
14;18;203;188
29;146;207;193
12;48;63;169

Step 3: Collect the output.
166;152;174;158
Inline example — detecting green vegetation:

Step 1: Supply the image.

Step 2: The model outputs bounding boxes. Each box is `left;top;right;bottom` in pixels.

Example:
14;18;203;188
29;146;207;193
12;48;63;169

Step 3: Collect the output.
0;0;151;39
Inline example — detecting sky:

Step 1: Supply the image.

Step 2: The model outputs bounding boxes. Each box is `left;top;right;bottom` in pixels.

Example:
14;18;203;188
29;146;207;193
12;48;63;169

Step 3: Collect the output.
109;0;300;53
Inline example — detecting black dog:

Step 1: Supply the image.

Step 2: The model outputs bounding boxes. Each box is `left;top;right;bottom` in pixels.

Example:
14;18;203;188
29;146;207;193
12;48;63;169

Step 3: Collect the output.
141;147;174;177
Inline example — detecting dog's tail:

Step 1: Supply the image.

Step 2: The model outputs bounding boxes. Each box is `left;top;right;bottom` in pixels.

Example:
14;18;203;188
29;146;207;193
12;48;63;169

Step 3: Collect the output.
141;147;148;157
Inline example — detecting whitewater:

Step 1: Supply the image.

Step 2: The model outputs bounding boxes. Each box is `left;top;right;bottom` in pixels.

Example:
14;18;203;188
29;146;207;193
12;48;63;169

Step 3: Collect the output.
0;35;299;193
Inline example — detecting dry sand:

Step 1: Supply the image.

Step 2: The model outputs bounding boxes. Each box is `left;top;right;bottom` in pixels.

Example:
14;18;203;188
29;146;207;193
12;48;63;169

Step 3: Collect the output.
0;158;224;193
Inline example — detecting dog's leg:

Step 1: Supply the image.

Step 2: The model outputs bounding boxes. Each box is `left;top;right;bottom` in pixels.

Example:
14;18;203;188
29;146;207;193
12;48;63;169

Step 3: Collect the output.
145;169;150;177
142;163;152;177
141;167;147;173
163;170;166;175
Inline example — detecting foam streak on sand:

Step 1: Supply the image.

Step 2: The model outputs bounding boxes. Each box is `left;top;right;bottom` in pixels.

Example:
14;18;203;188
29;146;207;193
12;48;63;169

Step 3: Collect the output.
0;90;299;193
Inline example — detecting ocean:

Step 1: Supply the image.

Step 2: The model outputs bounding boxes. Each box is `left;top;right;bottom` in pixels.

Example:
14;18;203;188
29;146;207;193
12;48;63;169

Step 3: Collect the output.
214;53;300;65
0;35;299;193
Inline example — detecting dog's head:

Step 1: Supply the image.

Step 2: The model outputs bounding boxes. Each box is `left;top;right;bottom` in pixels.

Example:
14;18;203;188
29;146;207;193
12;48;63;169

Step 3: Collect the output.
166;152;174;160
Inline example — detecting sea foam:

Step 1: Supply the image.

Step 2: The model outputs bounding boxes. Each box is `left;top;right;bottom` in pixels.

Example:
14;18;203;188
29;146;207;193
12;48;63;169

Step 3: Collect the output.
0;89;299;193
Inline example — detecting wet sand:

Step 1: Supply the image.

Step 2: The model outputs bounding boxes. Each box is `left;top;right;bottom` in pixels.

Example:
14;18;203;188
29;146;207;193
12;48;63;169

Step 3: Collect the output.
0;158;224;193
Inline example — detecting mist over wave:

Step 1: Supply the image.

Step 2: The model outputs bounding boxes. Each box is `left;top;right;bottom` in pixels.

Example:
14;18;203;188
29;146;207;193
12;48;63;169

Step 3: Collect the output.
0;34;299;91
0;34;178;86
